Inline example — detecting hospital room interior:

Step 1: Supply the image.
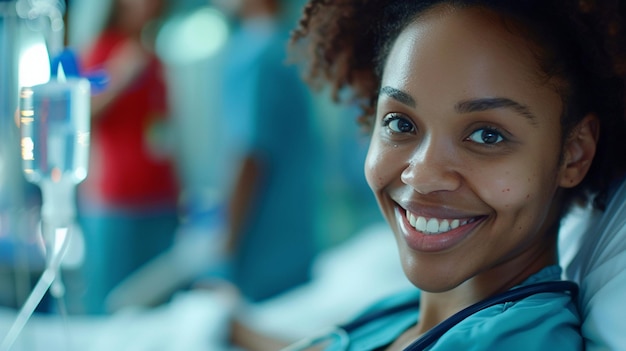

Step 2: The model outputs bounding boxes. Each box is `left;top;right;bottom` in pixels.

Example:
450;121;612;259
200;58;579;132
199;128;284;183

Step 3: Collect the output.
1;0;625;350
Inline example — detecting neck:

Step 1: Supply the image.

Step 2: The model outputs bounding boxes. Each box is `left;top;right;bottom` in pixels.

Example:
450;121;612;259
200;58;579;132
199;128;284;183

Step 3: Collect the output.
415;240;557;335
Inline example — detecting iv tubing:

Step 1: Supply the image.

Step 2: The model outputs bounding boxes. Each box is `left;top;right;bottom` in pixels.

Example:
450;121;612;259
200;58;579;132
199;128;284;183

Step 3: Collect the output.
0;226;71;351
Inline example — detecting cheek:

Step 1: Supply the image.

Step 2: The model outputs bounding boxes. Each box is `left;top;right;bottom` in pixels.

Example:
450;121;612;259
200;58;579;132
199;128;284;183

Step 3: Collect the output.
487;170;531;204
364;144;384;191
364;140;399;191
473;160;559;213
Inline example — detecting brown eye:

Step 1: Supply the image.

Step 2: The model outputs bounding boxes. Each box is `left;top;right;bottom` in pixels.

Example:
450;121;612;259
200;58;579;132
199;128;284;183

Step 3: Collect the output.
383;114;415;134
467;128;504;145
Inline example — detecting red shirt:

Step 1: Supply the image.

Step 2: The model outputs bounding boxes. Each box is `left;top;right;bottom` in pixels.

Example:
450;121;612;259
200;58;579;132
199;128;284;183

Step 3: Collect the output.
79;30;179;209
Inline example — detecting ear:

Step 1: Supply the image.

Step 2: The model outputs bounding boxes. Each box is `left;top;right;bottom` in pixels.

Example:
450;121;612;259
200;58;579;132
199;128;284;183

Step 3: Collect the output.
558;114;599;188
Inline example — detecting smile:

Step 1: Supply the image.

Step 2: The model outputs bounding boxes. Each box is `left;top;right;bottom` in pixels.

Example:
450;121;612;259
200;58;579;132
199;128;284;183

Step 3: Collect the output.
405;210;478;235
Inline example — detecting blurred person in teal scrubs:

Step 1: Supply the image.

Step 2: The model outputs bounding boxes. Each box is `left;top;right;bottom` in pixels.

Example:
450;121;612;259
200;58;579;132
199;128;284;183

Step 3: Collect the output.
209;0;321;302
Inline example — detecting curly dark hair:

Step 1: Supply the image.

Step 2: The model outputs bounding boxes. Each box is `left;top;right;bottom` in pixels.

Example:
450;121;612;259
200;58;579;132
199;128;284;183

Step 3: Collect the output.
289;0;626;211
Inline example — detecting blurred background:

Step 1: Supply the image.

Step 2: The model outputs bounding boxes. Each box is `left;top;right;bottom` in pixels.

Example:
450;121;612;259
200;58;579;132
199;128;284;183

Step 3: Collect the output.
0;0;397;349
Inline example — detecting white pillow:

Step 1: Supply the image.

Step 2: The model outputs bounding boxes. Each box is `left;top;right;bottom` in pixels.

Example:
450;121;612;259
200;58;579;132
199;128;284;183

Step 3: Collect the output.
559;179;626;351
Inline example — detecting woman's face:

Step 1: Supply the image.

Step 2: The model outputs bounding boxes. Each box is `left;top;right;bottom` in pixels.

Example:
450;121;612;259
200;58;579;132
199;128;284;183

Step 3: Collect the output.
365;6;572;292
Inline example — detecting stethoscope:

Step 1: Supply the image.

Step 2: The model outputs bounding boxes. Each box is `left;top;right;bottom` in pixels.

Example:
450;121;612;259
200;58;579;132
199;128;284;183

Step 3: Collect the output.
282;280;578;351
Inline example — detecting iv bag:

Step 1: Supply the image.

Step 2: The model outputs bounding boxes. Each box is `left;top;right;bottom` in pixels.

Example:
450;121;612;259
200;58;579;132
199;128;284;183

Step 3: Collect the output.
19;77;90;186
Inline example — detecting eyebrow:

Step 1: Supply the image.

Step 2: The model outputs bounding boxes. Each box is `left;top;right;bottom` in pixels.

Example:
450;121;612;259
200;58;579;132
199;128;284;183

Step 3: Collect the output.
455;97;537;123
380;86;416;108
380;86;538;123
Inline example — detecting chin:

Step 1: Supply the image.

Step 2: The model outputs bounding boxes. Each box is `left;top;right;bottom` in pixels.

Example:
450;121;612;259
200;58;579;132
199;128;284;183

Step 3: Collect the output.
398;252;467;293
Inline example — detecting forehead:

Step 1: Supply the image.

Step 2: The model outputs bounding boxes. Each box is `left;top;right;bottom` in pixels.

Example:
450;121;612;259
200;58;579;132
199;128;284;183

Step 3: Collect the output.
380;5;562;119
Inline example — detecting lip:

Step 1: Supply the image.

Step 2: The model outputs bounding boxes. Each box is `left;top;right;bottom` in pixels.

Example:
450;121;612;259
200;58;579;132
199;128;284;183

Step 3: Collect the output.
395;205;485;253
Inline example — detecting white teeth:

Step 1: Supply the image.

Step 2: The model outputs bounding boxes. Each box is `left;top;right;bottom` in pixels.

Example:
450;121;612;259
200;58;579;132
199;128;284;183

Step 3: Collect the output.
439;219;450;232
451;219;460;229
405;210;474;235
415;216;427;232
426;218;439;233
409;214;417;227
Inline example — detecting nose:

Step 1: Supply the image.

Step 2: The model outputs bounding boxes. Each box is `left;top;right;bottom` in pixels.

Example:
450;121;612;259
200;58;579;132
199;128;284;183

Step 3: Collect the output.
401;137;462;195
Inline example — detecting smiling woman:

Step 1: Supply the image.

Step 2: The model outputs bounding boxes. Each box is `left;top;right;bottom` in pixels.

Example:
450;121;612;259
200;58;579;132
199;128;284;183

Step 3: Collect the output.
368;7;574;296
279;0;626;350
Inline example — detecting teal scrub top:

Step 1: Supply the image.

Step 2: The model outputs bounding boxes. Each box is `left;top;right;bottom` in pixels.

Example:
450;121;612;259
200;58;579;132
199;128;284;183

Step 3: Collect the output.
216;19;320;302
332;266;583;350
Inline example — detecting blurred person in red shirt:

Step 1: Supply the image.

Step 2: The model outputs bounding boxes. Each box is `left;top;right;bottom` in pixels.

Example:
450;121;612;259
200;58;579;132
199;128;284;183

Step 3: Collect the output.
73;0;181;314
